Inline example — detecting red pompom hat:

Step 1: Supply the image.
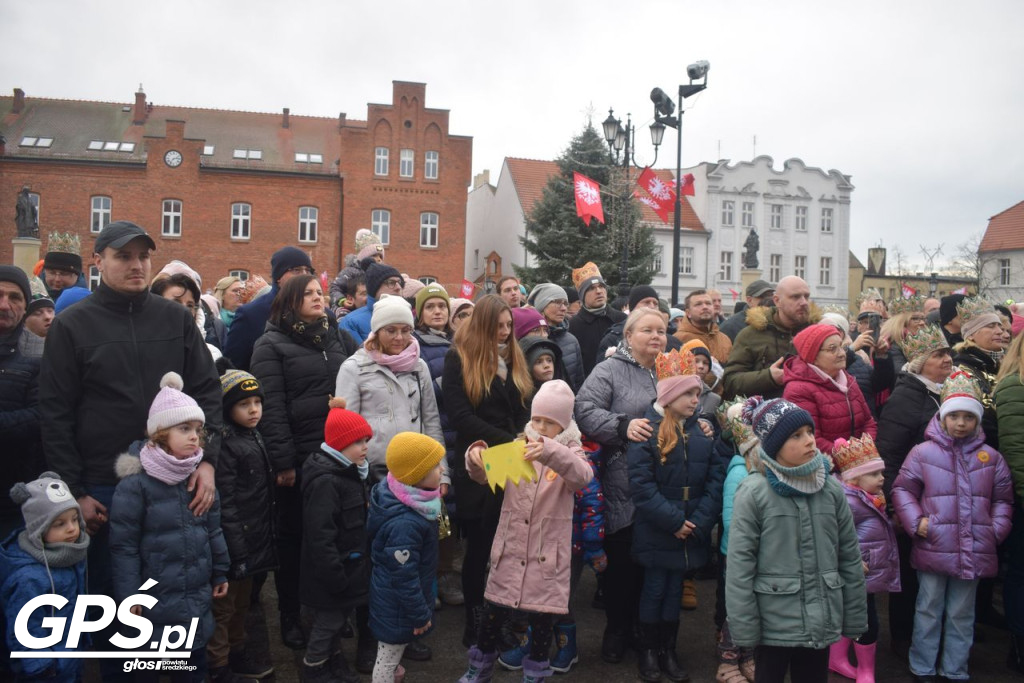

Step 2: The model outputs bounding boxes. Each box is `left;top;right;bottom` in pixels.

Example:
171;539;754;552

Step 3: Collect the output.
792;323;843;365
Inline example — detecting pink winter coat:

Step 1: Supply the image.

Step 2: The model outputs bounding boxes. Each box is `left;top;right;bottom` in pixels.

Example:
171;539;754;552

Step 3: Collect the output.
842;483;900;594
892;414;1014;580
782;355;877;456
466;421;593;614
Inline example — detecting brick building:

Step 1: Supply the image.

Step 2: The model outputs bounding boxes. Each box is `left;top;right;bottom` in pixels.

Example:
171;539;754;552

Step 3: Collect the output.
0;81;471;291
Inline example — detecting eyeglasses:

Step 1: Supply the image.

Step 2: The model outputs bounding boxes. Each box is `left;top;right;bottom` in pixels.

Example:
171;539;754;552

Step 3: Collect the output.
382;278;403;290
819;344;845;356
287;266;315;276
379;326;413;337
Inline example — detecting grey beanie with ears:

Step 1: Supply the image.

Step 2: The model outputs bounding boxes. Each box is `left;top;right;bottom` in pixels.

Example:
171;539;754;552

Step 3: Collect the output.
10;472;83;551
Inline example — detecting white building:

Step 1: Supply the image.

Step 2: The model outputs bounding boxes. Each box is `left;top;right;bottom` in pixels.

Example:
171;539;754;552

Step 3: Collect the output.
979;200;1024;302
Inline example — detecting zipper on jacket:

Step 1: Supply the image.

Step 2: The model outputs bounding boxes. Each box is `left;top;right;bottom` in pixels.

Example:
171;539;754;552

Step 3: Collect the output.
129;301;146;402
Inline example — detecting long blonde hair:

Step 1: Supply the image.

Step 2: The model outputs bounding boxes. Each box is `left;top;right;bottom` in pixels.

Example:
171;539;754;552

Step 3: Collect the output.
453;295;533;407
996;332;1024;384
657;405;687;463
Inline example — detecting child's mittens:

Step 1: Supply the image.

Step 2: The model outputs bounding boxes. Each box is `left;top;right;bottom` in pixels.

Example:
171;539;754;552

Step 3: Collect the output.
587;549;608;573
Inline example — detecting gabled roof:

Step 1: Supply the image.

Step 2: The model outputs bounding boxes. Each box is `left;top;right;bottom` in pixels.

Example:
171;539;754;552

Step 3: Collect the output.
1;93;348;176
979;200;1024;252
502;157;704;231
849;250;865;269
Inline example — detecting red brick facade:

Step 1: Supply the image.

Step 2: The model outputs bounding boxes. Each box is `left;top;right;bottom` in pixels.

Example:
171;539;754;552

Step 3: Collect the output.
0;82;471;292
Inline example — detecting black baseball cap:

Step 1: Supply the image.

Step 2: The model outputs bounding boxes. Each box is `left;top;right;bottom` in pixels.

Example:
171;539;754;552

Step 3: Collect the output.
746;280;774;298
94;221;156;254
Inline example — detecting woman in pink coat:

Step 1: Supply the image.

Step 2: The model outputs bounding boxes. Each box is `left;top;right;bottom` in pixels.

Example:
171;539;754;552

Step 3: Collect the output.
783;323;877;460
458;380;593;683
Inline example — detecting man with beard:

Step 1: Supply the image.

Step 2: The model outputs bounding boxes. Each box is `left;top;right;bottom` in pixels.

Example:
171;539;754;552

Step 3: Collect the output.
568;262;626;376
673;289;733;364
723;276;816;400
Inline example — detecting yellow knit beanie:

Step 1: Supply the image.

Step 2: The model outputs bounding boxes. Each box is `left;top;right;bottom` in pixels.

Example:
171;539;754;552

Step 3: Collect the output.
386;432;445;485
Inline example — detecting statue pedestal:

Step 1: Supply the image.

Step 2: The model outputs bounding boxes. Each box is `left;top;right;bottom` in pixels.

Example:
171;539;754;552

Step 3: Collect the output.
12;237;42;278
741;268;763;299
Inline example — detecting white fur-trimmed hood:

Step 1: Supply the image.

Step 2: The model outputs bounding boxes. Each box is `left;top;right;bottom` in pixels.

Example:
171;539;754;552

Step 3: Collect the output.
114;452;143;479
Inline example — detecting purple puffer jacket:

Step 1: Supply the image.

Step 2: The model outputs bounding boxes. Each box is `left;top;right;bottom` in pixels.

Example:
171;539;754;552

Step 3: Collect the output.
843;483;900;594
892;414;1014;579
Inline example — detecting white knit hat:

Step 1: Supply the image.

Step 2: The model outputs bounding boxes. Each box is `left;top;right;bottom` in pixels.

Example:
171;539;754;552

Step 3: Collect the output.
147;372;205;436
370;294;414;333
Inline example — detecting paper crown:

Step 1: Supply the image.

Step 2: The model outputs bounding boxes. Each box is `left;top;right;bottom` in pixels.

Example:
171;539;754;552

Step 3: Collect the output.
655;348;698;382
956;296;996;324
716;396;750;439
571;262;602;290
857;288;883;305
889;294;925;315
820;303;851;318
941;370;983;404
354;228;383;251
897;324;948;362
238;275;269;305
833;434;882;476
28;275;48;300
47;231;81;256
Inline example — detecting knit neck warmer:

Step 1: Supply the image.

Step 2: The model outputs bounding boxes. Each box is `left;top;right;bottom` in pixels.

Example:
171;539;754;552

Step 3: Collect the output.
911;372;944;396
584;305;607;316
321;442;369;480
809;363;848;394
140;442;203;485
18;530;89;568
496;344;509;381
220;308;236;327
985;348;1005;365
283;311;331;350
386;472;441;520
760;451;827;497
366;336;421;373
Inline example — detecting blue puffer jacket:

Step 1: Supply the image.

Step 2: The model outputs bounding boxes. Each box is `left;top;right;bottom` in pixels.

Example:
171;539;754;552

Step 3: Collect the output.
339;295;377;345
0;324;42;527
627;404;725;570
367;480;438;645
0;531;87;680
720;454;750;555
414;328;455;450
110;451;230;650
223;285;277;371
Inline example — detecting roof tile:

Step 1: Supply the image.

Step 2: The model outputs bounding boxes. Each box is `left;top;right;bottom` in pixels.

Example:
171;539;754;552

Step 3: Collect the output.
980;200;1024;252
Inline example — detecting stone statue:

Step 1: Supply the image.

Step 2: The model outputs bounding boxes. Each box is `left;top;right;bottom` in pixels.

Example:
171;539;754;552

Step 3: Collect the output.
15;187;39;238
743;228;759;269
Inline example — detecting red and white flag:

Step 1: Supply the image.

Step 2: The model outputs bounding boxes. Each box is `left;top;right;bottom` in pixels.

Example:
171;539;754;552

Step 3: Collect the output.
633;191;669;223
573;172;604;226
728;288;740;301
679;173;696;196
320;271;330;294
636;167;674;224
902;284;917;298
953;286;968;295
460;279;475;298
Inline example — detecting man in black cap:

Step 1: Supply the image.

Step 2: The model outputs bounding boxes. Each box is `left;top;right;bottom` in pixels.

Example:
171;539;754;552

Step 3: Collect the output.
39;221;222;679
223;245;315;370
41;231;85;301
939;293;966;347
0;265;42;537
720;279;775;342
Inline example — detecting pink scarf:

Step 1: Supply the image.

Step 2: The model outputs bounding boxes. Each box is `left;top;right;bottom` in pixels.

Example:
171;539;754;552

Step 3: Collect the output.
366;336;421;373
139;442;203;485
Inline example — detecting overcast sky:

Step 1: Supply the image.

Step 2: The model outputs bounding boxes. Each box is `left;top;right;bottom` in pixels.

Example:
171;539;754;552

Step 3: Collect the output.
3;0;1021;269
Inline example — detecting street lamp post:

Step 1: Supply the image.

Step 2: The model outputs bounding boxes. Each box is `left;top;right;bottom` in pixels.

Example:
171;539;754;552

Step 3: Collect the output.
652;60;710;306
601;110;665;296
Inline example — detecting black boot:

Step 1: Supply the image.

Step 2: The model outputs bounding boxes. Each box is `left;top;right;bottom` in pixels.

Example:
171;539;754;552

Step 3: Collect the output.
280;612;307;650
462;603;483;648
1009;634;1024;674
637;622;661;682
658;621;689;682
355;635;377;674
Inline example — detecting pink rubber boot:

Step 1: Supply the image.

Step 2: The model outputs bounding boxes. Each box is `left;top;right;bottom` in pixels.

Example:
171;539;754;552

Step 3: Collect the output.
828;637;856;679
853;642;876;683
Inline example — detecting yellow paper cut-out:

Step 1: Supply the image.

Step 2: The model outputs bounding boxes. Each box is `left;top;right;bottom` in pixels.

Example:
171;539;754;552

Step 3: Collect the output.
481;440;537;492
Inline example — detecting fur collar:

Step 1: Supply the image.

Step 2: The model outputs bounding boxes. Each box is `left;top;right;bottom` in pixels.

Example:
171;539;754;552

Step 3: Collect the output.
114;453;143;479
744;303;822;332
524;419;582;447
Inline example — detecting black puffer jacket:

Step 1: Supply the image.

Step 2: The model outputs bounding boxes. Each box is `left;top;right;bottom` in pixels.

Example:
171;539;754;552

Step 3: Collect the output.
217;424;278;579
845;350;895;419
300;451;370;611
877;372;942;499
953;343;1001;450
0;325;42;526
568;306;627;377
250;321;357;473
547;323;585;391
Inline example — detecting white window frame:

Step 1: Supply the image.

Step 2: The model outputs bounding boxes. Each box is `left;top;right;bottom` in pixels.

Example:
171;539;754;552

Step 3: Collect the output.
742;201;754;228
91;196;111;233
371;209;391;245
794;255;807;279
820;256;832;285
721;200;734;226
652;246;664;274
720;251;733;281
298;206;318;243
375;147;389;175
202;145;215;156
233;149;262;160
680;246;694;275
418;276;438;285
161;199;182;237
795;205;807;231
229;270;249;282
1000;258;1011;286
821;207;833;233
400;149;415;178
770;204;783;229
88;266;100;291
420;212;438;248
769;253;782;283
231;202;251;240
424;151;439;180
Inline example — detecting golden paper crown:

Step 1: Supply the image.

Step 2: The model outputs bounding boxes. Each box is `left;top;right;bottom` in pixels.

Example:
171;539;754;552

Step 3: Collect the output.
571;262;602;290
889;294;925;315
941;370;983;404
655;348;698;383
833;434;882;475
956;296;996;324
47;231;81;256
29;275;48;300
897;324;948;362
857;288;883;306
820;303;850;318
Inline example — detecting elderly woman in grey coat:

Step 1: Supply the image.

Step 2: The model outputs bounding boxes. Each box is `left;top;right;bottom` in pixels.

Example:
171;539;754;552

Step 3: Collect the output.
575;306;668;665
334;294;446;486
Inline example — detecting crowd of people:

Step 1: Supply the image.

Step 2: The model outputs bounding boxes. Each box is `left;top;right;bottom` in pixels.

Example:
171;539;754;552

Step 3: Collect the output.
3;220;1024;683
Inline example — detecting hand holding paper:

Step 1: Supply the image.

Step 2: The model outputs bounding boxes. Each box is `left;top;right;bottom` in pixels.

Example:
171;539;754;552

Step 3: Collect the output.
481;440;538;492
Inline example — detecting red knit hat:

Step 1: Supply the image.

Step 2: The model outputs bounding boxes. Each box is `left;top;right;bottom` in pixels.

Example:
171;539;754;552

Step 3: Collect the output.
793;323;842;364
324;406;373;452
